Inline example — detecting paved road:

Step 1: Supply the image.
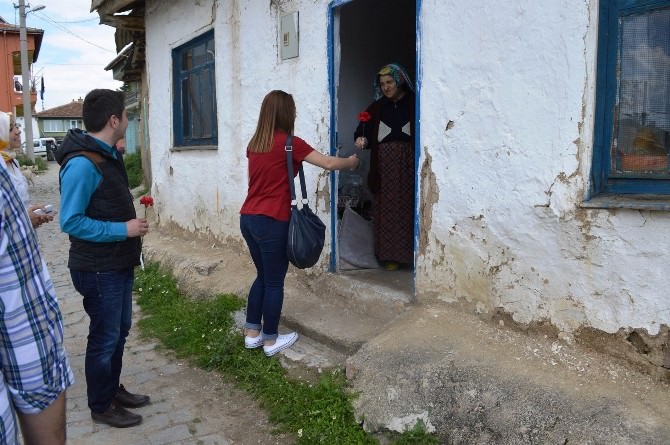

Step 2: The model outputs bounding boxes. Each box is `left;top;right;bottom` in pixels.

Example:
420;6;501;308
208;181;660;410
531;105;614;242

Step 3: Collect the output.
31;163;291;445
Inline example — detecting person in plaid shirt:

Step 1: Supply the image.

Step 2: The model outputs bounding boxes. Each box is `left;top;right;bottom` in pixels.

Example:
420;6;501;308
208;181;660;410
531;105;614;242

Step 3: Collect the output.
0;146;74;443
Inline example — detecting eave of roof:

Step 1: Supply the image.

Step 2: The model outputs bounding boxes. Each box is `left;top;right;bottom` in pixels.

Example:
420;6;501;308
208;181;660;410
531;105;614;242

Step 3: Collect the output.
0;22;44;61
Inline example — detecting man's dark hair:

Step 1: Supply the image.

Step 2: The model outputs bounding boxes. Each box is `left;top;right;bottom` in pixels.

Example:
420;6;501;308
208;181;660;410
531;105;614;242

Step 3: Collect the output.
82;89;125;132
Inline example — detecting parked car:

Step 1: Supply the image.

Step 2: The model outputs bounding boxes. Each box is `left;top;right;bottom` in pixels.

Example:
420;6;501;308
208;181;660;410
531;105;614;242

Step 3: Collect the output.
22;137;57;160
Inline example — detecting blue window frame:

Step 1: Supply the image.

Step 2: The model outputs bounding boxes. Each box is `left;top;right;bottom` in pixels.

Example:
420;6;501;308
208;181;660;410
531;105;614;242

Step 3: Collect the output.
172;30;217;147
592;0;670;196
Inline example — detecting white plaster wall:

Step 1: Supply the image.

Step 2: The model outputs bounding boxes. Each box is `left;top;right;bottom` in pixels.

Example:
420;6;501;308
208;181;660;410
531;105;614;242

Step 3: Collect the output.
145;0;335;247
143;0;670;335
417;0;670;335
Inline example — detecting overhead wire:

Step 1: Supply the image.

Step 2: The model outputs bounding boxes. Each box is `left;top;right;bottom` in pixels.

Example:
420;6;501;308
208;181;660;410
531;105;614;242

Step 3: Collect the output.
0;6;122;109
31;11;114;52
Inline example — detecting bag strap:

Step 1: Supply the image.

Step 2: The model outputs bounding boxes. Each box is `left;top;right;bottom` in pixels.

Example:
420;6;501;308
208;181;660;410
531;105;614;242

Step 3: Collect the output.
285;135;308;207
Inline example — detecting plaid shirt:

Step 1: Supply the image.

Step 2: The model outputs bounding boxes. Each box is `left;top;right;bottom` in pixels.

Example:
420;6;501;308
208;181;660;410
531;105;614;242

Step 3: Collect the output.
0;165;74;443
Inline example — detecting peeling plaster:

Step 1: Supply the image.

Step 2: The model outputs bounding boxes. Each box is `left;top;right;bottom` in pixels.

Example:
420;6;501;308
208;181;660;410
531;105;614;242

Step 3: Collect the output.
418;149;437;257
314;171;331;212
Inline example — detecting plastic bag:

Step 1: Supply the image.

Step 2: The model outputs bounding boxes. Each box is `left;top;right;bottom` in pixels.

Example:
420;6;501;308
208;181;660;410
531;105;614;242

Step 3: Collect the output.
338;207;379;269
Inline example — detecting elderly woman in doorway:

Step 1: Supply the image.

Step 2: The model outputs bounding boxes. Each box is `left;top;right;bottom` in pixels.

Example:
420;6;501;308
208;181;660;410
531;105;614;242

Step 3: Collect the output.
354;63;415;271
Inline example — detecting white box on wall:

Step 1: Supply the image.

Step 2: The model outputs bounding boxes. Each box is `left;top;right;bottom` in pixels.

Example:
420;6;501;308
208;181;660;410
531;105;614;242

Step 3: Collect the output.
280;11;299;60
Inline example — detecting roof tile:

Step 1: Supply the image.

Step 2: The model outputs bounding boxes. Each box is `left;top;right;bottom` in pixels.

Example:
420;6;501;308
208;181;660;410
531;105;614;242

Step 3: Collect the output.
35;99;84;118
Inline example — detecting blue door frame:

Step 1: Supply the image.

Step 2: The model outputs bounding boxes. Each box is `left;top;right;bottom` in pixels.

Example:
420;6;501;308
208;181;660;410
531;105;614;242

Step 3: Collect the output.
326;0;422;272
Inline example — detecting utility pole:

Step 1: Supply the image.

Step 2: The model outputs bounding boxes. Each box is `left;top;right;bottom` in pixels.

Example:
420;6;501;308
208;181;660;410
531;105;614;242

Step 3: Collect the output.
17;1;45;160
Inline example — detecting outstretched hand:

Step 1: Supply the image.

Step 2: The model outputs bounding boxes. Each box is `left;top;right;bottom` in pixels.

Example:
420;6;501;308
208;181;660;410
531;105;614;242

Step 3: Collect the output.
348;154;360;170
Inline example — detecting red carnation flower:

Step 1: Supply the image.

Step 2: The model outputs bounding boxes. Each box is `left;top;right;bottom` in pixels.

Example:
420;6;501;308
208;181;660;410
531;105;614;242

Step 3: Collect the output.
357;111;371;123
139;195;154;219
140;195;154;207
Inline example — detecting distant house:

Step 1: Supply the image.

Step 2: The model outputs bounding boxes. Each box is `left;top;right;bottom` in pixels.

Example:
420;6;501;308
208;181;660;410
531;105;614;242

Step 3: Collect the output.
0;16;43;125
105;43;143;156
34;99;85;144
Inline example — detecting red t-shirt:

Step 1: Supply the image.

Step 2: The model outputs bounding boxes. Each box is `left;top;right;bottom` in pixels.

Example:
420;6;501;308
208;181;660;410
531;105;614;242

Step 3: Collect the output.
240;132;315;221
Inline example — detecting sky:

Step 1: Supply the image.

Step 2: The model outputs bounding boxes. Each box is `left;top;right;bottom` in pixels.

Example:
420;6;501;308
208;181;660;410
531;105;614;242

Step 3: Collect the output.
0;0;123;111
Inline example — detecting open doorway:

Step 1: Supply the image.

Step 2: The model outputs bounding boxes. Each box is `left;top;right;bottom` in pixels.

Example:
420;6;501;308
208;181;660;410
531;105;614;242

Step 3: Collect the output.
329;0;417;287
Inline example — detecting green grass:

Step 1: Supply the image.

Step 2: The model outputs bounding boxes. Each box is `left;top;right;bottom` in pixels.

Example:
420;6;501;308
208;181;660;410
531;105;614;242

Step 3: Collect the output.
16;154;48;171
134;262;438;445
123;152;143;188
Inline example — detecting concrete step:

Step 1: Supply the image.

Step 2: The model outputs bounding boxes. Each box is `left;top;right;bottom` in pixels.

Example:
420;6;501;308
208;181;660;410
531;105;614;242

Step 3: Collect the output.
143;229;409;360
282;280;407;356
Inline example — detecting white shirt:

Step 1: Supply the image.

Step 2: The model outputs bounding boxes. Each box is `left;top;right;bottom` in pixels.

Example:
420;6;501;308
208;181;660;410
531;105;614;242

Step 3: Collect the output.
0;158;30;207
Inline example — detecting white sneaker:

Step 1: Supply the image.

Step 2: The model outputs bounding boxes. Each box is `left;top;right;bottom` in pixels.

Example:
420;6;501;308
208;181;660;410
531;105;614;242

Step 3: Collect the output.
244;332;263;349
263;332;299;357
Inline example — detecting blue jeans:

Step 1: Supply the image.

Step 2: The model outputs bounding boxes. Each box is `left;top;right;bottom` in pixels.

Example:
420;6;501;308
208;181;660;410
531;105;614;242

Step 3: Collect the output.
70;268;134;412
240;214;289;340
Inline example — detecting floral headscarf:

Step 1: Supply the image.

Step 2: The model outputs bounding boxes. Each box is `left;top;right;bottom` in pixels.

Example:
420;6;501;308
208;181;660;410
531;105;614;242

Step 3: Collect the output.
373;63;414;100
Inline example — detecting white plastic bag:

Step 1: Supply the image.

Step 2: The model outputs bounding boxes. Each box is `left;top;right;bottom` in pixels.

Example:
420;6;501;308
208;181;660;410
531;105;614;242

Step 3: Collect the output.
338;207;379;269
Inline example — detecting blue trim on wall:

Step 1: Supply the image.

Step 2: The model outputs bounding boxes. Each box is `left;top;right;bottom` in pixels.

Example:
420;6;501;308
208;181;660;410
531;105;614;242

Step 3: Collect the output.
172;49;182;145
327;2;340;272
329;0;351;8
413;0;421;282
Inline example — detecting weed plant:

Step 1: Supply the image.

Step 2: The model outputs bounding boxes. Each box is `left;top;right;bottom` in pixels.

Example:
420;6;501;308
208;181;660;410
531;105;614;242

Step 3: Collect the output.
16;154;47;171
134;263;438;445
123;152;143;188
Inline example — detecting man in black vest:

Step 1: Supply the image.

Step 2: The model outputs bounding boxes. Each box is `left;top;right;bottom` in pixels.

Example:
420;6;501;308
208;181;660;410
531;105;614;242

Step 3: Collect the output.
57;89;150;428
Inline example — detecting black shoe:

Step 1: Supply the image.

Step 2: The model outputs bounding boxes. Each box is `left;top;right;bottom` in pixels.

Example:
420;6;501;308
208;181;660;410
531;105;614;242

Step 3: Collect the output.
115;384;151;408
91;399;142;428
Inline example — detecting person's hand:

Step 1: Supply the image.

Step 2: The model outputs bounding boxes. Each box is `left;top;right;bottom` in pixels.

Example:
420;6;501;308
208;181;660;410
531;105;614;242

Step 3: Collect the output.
354;137;368;150
348;154;360;170
126;218;149;238
27;205;54;228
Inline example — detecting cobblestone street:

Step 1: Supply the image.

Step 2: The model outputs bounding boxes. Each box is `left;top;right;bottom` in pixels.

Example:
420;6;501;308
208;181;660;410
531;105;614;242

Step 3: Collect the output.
32;163;292;445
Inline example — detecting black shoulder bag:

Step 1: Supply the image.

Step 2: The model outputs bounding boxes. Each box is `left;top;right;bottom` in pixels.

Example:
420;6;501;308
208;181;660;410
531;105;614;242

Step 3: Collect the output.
285;135;326;269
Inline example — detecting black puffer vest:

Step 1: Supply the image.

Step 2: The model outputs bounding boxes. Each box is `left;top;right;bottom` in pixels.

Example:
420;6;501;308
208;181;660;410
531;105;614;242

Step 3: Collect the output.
58;130;140;272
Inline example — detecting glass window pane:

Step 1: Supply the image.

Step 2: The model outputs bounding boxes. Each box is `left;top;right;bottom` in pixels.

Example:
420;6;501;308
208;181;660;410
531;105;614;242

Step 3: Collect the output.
182;48;192;70
613;7;670;175
46;120;64;132
192;42;206;67
206;38;215;62
193;69;212;138
182;78;192;137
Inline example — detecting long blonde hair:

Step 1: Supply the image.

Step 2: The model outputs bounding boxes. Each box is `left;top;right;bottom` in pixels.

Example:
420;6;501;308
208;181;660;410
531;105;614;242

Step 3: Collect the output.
247;90;296;153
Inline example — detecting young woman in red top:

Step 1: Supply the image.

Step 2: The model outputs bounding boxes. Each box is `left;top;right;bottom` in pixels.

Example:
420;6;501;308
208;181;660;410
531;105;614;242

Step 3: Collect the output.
240;90;359;356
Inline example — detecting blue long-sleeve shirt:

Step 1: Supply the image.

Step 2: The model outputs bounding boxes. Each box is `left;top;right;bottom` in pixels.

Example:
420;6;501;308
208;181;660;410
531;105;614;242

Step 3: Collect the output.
59;137;128;242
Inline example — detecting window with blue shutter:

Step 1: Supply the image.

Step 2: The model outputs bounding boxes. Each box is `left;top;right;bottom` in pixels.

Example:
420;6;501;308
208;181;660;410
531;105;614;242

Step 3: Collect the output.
172;30;217;147
591;1;670;198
